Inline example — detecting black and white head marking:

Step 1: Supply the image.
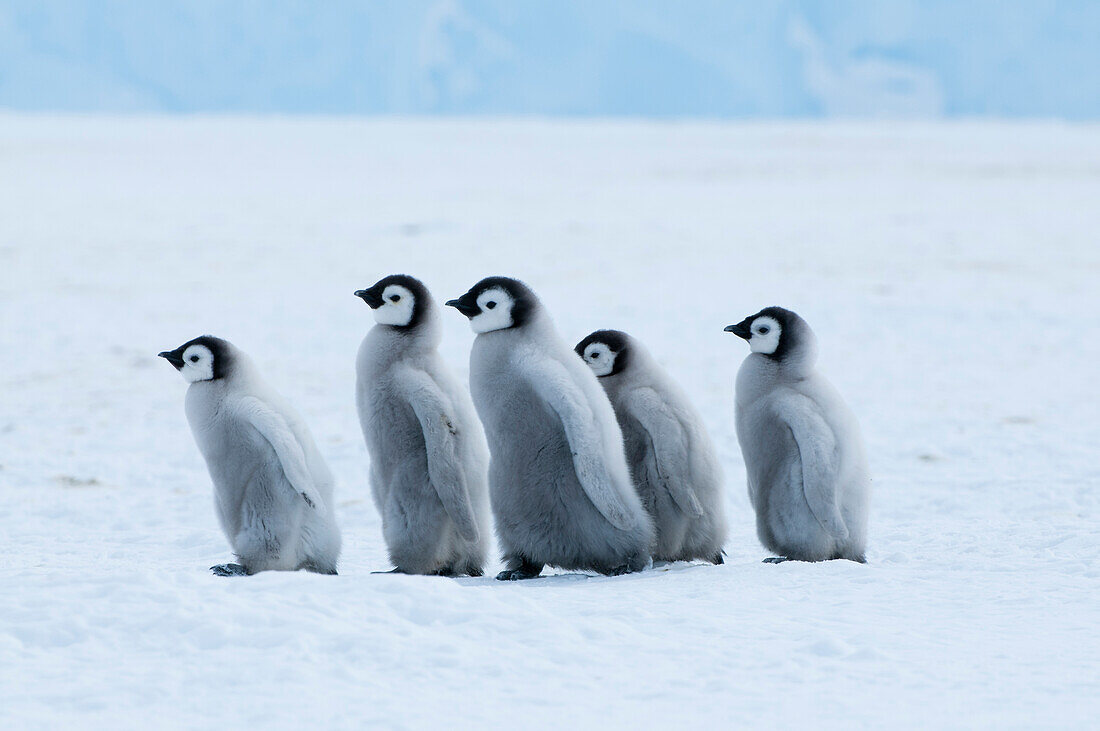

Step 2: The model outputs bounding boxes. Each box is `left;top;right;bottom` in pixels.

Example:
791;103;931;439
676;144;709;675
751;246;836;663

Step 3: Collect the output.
575;330;631;377
355;274;431;329
725;306;797;360
446;276;536;333
158;335;232;382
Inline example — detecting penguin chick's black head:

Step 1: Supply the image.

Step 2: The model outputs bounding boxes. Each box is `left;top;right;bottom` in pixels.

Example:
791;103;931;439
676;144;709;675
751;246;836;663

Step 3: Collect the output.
725;306;804;360
575;329;631;377
158;335;232;382
355;274;431;329
446;276;537;333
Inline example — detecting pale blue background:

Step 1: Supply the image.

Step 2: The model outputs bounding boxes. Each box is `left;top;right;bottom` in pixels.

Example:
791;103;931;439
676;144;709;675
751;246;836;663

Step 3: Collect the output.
1;0;1097;117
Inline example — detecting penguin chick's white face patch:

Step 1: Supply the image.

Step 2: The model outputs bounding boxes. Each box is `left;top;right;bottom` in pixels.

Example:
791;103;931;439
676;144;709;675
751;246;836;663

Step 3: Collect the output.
373;284;415;327
748;316;782;355
470;287;514;334
582;342;616;377
179;344;215;383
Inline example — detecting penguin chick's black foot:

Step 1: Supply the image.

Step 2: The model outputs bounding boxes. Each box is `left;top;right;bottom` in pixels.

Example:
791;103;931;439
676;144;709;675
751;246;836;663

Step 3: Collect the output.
495;559;543;581
210;563;249;577
603;564;638;577
371;567;407;575
495;567;536;580
762;556;791;564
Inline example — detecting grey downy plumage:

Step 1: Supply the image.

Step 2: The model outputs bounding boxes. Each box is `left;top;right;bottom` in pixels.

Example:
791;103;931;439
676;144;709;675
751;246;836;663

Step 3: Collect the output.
355;275;490;576
726;307;870;563
576;330;728;564
159;335;342;576
447;277;654;580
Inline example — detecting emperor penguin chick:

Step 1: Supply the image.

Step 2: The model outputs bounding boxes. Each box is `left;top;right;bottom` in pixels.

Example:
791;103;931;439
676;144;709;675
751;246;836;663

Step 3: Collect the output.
355;275;490;576
447;277;654;580
159;336;342;576
576;330;728;564
725;307;870;563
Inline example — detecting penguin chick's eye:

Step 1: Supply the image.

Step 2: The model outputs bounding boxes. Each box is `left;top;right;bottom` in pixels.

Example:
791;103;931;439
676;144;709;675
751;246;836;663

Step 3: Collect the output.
189;355;199;362
485;301;496;309
591;352;599;358
758;326;769;334
390;294;400;302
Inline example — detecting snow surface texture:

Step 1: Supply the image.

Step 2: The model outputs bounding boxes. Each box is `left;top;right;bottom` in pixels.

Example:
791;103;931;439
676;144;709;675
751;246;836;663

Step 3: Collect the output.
1;117;1098;728
2;1;1099;117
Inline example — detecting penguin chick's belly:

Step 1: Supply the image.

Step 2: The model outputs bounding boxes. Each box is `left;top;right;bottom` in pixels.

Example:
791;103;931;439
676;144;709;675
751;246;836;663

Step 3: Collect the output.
759;451;838;561
218;438;310;569
364;398;428;492
200;426;276;534
489;405;639;570
621;421;691;557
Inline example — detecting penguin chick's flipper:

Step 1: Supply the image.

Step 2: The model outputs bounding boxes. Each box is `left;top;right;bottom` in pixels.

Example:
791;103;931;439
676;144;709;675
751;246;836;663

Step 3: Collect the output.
527;357;637;531
773;393;849;541
496;558;544;581
210;563;249;576
236;396;327;516
401;368;481;543
625;388;705;519
710;552;725;565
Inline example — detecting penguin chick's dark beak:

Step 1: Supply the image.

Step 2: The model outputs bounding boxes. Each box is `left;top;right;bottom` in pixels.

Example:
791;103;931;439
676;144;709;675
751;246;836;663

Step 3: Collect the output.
355;288;383;309
158;350;185;369
725;320;752;340
446;297;480;318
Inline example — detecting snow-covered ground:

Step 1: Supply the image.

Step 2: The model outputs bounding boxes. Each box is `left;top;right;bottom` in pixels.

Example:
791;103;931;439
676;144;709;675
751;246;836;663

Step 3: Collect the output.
1;116;1098;729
